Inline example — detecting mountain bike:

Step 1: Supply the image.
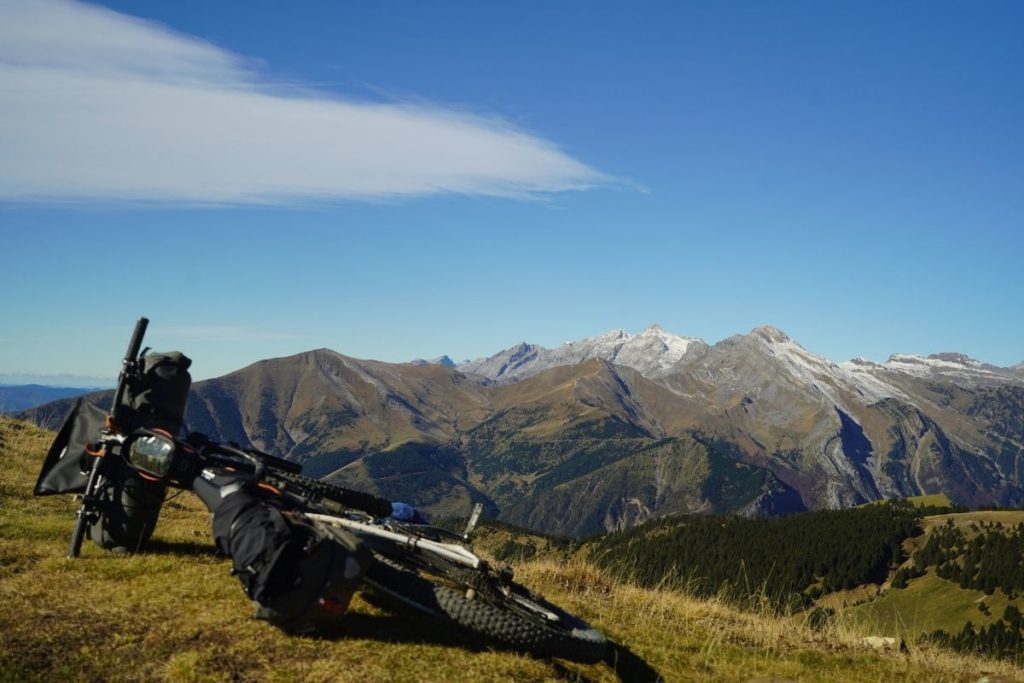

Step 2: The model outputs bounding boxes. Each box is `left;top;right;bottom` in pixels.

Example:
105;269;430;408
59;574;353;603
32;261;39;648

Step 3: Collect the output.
47;318;608;663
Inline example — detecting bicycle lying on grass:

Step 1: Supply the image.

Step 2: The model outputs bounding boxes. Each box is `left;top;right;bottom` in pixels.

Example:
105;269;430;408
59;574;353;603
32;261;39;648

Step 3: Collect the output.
35;317;608;664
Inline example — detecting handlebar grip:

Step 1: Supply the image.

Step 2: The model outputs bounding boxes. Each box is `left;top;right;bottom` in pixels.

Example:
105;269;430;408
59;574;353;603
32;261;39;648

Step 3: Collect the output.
124;317;149;363
109;317;149;430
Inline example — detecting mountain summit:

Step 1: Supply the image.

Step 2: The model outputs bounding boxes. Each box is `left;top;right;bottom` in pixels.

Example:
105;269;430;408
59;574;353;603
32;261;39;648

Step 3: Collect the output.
458;324;707;382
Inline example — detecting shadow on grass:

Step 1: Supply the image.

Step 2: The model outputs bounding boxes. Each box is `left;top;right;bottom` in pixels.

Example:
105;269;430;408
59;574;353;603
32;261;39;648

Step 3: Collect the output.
319;598;663;683
604;641;664;682
137;545;664;682
324;611;604;682
322;610;501;651
145;539;222;557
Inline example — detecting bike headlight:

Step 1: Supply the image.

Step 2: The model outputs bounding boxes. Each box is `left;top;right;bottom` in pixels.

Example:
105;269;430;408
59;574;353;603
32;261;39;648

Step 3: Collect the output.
127;431;176;478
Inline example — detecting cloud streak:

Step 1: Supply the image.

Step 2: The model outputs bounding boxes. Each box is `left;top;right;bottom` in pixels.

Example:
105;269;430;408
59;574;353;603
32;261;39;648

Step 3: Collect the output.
0;0;609;204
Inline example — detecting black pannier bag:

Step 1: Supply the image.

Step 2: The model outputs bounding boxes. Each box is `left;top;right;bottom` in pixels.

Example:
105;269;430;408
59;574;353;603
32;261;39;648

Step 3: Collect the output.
35;351;192;552
194;470;370;634
33;398;107;496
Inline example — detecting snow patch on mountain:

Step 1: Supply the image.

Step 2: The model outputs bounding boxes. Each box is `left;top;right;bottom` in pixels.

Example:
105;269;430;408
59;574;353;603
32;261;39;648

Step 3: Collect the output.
836;358;909;403
459;324;705;383
558;324;701;377
746;326;906;405
883;353;1003;380
455;323;1020;406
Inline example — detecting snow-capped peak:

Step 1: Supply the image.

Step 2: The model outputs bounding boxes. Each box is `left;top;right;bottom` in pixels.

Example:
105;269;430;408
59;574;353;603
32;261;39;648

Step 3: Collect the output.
719;326;906;405
456;324;1021;401
603;324;704;376
459;325;706;382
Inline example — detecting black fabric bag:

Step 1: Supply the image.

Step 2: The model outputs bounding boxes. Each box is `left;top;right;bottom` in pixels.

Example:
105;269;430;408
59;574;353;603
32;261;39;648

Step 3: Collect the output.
199;474;369;633
34;351;193;495
212;493;304;604
88;351;192;551
35;350;193;552
33;397;169;551
87;456;169;552
33;398;107;496
125;351;192;434
253;528;369;634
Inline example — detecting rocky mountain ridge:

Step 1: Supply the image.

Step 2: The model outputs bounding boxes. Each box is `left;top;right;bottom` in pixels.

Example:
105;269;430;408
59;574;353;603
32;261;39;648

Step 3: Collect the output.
456;324;1021;399
455;324;707;382
27;325;1024;536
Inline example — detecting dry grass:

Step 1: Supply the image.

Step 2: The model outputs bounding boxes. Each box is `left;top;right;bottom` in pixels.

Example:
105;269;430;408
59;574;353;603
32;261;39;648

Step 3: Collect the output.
3;416;1023;682
923;510;1024;531
515;558;1024;682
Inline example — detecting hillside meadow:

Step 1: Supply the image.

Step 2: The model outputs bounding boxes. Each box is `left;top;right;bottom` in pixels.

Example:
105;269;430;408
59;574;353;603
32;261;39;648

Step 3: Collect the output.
1;416;1021;682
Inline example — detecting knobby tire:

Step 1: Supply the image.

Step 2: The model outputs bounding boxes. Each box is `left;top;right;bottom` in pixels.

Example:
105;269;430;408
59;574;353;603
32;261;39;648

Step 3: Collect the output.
364;555;608;663
270;470;608;661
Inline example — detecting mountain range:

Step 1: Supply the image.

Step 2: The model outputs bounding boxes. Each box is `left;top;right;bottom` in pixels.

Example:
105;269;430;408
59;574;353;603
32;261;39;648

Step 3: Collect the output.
0;385;94;413
27;325;1024;536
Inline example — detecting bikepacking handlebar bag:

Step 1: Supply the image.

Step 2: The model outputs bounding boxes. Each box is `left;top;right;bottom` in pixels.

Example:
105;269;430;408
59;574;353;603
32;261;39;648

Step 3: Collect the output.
35;351;192;552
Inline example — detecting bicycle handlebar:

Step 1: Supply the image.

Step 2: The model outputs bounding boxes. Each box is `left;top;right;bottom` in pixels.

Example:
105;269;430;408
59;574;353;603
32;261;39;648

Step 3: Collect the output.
110;316;148;431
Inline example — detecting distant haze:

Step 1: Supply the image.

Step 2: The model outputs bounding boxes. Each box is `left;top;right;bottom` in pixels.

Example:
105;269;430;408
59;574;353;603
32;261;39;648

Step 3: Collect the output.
0;374;113;389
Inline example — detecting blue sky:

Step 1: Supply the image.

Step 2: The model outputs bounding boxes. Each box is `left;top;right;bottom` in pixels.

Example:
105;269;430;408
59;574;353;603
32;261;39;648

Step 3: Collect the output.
1;1;1021;384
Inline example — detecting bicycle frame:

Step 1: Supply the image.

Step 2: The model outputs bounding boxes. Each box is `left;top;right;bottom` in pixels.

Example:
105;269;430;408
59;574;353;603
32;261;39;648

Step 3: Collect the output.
304;512;482;569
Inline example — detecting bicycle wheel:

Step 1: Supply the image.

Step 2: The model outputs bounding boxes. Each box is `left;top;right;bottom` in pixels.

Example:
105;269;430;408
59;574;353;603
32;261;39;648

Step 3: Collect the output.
364;555;608;663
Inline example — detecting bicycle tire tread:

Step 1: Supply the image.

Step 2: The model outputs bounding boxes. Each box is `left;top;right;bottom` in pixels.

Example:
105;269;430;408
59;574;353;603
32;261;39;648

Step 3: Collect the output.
364;556;607;663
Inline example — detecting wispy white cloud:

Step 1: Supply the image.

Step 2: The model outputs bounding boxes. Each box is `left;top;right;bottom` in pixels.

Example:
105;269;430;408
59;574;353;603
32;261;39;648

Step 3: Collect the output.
0;0;610;204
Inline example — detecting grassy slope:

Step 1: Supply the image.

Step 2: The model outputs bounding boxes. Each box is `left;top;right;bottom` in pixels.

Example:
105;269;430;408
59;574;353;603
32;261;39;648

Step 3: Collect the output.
922;510;1024;528
846;510;1024;639
2;417;1021;682
852;571;1018;636
856;493;956;510
908;493;956;508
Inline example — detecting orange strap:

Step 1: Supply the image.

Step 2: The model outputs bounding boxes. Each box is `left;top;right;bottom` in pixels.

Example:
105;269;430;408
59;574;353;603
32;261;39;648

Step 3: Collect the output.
256;483;282;496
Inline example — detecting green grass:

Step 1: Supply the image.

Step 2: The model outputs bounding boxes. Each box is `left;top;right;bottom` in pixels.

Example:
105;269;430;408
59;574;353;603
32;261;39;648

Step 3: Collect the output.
851;570;1020;637
836;508;1024;656
858;493;955;509
3;416;1023;682
906;493;956;509
923;510;1024;529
